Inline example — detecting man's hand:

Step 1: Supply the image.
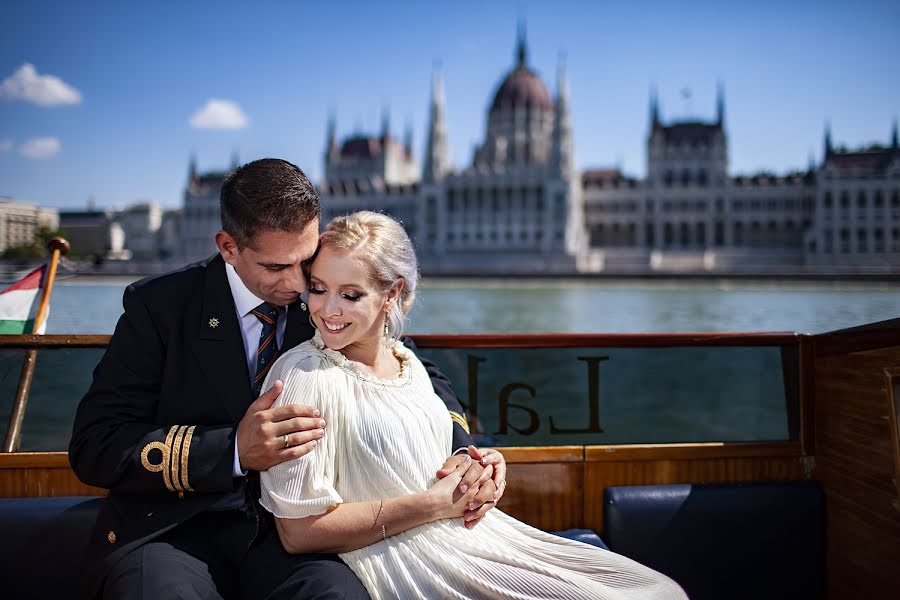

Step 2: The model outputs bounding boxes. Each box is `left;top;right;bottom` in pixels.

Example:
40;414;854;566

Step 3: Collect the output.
472;446;507;502
435;445;507;528
236;380;326;472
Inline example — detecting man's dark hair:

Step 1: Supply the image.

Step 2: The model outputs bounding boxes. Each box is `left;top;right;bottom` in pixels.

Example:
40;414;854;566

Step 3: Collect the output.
220;158;320;248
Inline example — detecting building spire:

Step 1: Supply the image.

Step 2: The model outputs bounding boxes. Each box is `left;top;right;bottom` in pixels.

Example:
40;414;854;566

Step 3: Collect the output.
649;85;660;130
188;153;197;181
824;121;833;157
324;111;338;166
516;20;527;66
423;65;450;183
892;118;898;149
403;119;413;156
551;53;574;178
716;81;725;128
381;106;390;144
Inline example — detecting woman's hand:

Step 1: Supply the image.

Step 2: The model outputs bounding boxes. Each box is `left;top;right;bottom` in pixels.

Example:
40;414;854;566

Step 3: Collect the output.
425;457;482;521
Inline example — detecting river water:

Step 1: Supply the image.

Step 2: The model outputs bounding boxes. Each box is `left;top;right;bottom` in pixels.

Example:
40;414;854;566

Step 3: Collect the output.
46;276;900;335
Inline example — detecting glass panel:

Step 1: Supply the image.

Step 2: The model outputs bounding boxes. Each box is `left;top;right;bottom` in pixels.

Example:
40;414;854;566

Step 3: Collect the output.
0;348;27;444
0;348;105;451
0;343;797;451
418;345;795;446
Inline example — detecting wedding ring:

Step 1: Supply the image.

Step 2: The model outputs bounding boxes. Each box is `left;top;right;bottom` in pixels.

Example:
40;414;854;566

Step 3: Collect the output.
283;434;290;449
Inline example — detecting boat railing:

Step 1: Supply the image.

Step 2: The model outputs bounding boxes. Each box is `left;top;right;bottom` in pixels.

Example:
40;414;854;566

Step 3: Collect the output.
0;331;812;529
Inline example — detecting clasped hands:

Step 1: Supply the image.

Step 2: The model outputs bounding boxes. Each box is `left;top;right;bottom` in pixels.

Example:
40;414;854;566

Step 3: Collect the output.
237;380;506;528
432;446;507;528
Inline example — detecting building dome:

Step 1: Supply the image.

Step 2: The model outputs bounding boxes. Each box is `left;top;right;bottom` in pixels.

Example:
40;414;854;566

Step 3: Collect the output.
489;65;553;113
488;28;553;114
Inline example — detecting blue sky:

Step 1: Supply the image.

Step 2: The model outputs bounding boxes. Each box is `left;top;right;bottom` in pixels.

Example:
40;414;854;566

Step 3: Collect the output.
1;0;898;210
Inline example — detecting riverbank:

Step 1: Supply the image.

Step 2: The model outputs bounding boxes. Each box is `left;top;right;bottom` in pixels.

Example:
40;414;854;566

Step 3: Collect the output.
17;265;900;285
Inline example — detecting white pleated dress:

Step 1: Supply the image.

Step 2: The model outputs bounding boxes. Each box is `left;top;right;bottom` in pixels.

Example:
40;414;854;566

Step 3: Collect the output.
259;333;688;600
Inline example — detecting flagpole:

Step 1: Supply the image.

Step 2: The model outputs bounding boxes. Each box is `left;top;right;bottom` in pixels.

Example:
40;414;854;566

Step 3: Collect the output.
31;237;69;334
3;237;70;452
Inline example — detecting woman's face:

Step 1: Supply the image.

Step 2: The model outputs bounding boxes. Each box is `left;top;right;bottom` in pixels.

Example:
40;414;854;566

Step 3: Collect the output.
307;246;397;360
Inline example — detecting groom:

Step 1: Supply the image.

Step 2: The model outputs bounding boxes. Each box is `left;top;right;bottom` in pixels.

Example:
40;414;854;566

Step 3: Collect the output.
70;158;505;599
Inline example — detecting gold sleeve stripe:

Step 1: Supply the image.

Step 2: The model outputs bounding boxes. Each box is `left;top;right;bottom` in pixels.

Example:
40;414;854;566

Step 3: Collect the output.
170;425;187;492
140;425;197;494
448;411;470;434
180;425;195;492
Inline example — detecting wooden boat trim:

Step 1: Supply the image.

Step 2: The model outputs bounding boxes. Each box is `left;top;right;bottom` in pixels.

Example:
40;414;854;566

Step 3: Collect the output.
584;441;803;461
411;332;798;348
812;316;900;357
0;442;802;470
0;332;799;350
0;334;110;348
0;451;71;468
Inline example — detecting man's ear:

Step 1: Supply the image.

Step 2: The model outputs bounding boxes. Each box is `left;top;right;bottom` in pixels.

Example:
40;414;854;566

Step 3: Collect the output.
215;231;240;265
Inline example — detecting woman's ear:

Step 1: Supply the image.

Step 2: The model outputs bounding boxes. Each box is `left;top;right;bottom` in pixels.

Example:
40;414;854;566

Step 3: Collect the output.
384;279;405;311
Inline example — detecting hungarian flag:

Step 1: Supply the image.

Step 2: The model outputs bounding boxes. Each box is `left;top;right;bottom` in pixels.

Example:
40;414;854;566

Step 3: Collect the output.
0;265;48;334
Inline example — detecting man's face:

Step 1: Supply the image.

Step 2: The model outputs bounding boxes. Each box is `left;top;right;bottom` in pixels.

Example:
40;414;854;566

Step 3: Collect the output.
216;219;320;307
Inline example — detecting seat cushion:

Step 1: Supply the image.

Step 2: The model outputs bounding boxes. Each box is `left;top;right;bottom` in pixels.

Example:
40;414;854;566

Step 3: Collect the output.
604;481;824;600
552;528;609;550
0;496;103;597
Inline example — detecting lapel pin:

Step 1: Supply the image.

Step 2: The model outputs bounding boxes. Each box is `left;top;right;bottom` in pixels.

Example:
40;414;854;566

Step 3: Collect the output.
208;318;220;328
300;302;307;311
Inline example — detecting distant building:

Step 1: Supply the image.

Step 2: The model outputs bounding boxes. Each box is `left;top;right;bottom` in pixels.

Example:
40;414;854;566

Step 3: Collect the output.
322;30;582;274
580;89;822;273
59;210;129;260
178;29;900;273
805;124;900;266
158;208;182;260
0;198;59;253
117;202;162;260
181;156;236;262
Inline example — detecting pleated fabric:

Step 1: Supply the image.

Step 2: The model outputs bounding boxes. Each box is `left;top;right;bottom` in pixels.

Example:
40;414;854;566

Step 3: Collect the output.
259;332;688;600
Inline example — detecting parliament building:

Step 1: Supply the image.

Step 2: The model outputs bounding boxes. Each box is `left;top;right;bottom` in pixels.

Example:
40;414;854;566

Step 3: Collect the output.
182;31;900;274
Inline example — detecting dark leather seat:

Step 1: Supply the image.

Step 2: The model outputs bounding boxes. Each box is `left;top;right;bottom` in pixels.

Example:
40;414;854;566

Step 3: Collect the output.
0;496;608;597
604;481;825;600
0;496;104;597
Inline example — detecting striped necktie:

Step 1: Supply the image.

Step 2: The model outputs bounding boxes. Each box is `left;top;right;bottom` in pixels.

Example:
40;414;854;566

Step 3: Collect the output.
251;302;280;397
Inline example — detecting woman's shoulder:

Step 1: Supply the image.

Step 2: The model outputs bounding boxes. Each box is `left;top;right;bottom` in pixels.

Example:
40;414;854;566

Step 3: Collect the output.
270;339;332;380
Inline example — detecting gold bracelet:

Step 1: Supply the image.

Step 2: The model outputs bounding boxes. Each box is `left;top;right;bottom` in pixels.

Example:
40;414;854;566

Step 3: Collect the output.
381;524;387;541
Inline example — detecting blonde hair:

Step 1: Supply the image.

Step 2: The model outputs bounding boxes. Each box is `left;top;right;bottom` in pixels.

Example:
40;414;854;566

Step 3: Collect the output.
318;211;419;343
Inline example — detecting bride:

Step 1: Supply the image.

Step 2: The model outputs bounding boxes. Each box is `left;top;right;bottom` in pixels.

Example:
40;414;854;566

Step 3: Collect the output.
258;211;687;599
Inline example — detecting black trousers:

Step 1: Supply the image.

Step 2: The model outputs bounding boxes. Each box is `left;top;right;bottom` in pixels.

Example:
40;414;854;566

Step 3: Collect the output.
102;510;369;600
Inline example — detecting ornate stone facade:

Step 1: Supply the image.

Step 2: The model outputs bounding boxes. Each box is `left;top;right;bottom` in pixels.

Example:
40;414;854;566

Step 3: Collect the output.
180;31;900;273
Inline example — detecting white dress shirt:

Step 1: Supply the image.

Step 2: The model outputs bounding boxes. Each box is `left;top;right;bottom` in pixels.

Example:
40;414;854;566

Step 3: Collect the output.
225;262;288;476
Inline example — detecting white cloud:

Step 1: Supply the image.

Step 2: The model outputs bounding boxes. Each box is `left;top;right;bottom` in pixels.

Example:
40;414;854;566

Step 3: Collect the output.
0;63;82;107
19;137;61;159
189;99;248;129
0;139;12;153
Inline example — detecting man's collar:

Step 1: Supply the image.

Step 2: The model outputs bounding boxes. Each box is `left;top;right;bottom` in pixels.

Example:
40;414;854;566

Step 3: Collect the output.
224;262;266;317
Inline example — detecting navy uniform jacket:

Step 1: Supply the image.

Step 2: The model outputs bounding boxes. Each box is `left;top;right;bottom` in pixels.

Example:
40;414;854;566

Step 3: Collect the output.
69;254;473;597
